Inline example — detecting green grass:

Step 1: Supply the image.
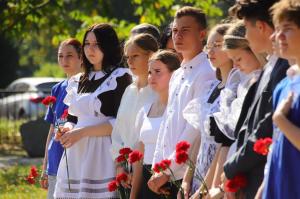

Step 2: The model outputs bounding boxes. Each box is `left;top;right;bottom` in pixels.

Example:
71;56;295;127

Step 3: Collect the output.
0;118;47;198
0;118;25;146
0;164;47;199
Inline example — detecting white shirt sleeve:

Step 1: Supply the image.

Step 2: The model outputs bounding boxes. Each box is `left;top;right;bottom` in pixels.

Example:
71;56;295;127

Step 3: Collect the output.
164;122;200;176
135;106;146;143
110;88;130;160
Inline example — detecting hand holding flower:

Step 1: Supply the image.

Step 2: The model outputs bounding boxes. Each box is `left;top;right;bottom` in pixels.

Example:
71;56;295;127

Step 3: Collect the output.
59;128;83;148
121;172;132;189
147;173;170;194
39;172;48;189
54;126;69;141
178;180;190;199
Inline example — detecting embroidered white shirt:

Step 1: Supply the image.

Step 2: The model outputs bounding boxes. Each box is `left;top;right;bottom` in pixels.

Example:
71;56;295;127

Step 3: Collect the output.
152;52;215;180
111;82;157;160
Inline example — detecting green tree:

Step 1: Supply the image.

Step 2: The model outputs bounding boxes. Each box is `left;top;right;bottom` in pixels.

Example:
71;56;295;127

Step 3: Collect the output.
0;0;228;86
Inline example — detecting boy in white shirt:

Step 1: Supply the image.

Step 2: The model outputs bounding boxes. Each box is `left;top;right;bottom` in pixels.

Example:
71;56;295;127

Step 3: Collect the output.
148;6;215;198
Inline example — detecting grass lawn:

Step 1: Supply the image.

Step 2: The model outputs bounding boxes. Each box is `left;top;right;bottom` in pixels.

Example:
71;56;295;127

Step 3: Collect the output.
0;161;47;199
0;118;47;198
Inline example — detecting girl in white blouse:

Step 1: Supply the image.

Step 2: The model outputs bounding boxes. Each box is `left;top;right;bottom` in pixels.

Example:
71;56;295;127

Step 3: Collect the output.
129;50;181;199
111;34;158;183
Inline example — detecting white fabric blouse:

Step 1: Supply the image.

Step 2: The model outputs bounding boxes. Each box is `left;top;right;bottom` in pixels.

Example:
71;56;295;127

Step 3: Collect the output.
213;69;262;140
135;103;163;164
111;82;157;160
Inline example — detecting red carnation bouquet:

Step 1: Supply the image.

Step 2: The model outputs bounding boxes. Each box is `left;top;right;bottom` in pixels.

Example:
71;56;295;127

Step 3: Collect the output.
253;137;273;156
175;141;208;194
152;141;208;198
108;147;143;198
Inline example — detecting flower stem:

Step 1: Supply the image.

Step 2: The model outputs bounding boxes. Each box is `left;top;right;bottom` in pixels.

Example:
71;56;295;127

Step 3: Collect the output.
187;160;208;193
167;168;184;199
65;148;71;191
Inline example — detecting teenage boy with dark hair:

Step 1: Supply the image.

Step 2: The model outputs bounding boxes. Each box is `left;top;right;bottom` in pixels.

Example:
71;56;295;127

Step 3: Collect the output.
148;6;215;198
222;1;290;198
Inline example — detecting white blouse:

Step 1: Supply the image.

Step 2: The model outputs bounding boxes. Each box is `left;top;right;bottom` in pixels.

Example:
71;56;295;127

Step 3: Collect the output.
135;103;163;164
111;82;157;160
213;69;262;140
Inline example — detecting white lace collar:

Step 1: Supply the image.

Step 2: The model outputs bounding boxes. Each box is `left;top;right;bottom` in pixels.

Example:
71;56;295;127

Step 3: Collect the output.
89;70;105;80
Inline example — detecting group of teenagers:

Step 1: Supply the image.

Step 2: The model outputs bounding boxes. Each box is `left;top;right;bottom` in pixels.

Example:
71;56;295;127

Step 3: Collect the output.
39;0;300;198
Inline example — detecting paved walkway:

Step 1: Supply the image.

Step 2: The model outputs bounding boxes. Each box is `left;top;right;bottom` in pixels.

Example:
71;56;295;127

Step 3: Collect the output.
0;155;43;168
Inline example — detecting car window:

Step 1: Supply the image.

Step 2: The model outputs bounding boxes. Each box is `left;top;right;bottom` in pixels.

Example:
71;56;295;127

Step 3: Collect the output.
13;83;30;92
6;84;15;91
36;82;60;92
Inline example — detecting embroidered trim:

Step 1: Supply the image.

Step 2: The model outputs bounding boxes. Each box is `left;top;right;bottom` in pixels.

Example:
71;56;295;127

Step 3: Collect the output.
60;177;115;184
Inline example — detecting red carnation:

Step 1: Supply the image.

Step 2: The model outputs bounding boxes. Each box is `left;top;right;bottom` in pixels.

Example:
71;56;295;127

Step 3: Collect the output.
153;159;171;173
30;166;38;178
225;174;247;193
42;96;56;106
61;109;69;120
153;163;161;173
116;154;126;163
253;137;273;156
119;147;132;156
128;150;143;164
26;175;35;184
116;173;128;184
161;159;171;168
107;180;118;192
176;141;190;152
175;150;189;164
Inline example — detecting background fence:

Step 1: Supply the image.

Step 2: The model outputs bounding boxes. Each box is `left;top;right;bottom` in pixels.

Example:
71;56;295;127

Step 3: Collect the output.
0;90;50;146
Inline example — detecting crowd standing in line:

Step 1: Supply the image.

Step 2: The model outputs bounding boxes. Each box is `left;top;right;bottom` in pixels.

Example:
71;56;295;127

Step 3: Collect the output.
40;0;300;198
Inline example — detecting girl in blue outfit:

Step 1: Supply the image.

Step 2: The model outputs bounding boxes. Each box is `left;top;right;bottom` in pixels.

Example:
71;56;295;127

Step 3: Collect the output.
263;1;300;198
41;38;82;199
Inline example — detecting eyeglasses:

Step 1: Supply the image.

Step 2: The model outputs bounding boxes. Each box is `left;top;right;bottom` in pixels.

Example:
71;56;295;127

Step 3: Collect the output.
84;42;100;49
204;41;223;52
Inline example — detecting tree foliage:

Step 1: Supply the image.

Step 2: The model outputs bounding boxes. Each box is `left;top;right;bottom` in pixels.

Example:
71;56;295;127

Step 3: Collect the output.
0;0;231;87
